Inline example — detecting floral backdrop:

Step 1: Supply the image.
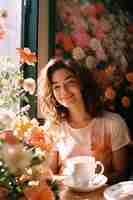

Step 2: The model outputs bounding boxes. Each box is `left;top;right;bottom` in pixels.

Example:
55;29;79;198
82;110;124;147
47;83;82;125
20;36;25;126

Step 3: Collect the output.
55;0;133;136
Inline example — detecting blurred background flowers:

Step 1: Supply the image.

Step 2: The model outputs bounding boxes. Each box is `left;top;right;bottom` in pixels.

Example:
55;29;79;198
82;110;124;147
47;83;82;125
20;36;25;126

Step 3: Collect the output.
0;47;37;132
55;0;133;136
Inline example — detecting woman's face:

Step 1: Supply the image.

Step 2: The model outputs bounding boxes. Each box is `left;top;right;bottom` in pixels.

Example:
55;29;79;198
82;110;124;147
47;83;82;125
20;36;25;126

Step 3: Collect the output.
51;68;83;109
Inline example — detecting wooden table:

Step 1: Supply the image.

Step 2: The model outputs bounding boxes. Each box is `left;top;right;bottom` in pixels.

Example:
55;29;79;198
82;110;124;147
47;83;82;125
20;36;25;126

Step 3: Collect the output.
60;185;107;200
0;185;107;200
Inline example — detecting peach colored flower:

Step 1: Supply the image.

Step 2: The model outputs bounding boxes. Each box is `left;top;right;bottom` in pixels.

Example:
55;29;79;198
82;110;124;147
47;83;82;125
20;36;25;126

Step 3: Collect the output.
26;127;51;151
0;130;19;145
23;78;36;95
121;96;130;108
126;72;133;83
80;4;96;17
85;4;97;17
16;48;37;65
96;48;107;61
105;87;116;100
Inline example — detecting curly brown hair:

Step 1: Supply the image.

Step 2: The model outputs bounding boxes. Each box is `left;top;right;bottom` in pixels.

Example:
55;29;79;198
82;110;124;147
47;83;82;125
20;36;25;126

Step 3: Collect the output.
39;59;103;125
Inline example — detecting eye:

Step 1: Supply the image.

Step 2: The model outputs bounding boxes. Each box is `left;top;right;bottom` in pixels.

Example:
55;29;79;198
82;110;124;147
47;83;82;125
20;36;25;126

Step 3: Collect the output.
52;85;60;91
66;79;78;86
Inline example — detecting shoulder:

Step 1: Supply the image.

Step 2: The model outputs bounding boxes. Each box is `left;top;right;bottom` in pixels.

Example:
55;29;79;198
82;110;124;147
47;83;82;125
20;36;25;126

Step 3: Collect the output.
102;111;127;126
102;111;131;151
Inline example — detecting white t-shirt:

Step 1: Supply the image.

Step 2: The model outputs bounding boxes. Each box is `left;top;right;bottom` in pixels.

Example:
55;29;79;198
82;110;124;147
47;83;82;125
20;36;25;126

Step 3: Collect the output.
53;112;130;173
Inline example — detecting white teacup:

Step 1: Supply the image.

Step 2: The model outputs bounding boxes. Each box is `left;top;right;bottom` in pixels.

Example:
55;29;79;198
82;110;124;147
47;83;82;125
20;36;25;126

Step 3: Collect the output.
64;156;104;186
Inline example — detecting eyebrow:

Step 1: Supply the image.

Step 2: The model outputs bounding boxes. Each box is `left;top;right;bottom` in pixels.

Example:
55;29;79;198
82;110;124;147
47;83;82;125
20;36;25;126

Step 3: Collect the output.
52;74;75;85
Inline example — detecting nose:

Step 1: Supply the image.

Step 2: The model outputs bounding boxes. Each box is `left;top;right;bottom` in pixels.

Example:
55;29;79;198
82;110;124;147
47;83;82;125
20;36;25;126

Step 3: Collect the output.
60;84;69;96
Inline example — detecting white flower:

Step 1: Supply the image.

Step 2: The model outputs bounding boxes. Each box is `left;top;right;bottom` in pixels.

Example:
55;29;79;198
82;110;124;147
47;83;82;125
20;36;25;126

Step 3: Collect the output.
72;47;85;61
28;180;39;186
89;38;102;51
0;143;32;174
23;78;36;95
85;55;96;70
0;109;16;131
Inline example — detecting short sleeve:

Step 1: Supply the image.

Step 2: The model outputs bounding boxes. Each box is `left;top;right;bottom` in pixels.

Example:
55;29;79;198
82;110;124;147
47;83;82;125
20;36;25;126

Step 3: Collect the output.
109;113;131;151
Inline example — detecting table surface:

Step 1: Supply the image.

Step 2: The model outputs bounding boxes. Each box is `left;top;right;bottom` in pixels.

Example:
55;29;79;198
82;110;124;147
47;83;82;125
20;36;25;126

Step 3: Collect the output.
60;185;107;200
0;185;107;200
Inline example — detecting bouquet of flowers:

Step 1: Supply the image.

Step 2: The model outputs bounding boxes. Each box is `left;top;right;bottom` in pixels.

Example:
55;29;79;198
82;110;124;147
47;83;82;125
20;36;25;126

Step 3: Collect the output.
55;0;133;126
0;116;59;200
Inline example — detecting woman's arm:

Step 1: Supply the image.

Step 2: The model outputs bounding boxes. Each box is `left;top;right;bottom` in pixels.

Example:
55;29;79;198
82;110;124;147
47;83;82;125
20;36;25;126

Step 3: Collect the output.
48;150;60;174
107;146;128;184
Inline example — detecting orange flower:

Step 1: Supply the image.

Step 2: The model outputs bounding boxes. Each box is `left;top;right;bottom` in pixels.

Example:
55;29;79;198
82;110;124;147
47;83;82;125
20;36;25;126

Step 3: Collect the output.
16;48;37;65
15;117;33;138
121;96;130;108
63;35;74;52
27;127;51;150
0;130;19;145
104;87;116;100
105;65;113;77
126;72;133;83
24;181;54;200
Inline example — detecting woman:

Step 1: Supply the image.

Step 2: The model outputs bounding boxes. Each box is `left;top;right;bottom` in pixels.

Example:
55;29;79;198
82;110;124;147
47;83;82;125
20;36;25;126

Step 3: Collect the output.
39;59;131;184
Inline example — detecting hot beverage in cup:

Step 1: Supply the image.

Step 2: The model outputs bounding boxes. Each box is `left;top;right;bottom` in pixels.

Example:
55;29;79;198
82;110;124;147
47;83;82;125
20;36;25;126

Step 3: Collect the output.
64;156;104;186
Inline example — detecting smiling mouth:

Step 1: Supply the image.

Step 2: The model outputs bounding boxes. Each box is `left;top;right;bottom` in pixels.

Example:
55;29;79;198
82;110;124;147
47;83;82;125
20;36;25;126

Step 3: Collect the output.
63;96;73;101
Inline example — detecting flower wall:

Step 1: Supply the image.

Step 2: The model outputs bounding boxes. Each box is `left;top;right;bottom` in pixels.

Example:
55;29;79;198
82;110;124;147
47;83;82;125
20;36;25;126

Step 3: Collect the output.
55;0;133;136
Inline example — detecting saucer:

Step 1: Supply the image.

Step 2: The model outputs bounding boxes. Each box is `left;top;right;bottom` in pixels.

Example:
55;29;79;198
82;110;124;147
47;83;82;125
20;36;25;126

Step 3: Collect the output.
63;174;107;192
104;181;133;200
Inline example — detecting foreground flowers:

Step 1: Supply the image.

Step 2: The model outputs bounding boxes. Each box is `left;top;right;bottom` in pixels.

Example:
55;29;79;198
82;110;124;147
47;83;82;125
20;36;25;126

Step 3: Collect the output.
0;117;59;200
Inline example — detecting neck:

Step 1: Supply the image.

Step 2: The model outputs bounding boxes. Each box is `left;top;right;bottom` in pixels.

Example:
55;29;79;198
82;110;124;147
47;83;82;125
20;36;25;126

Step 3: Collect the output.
67;103;91;128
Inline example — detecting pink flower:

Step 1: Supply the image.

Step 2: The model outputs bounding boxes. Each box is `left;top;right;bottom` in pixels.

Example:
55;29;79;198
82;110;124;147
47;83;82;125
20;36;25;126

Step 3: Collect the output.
96;48;107;61
71;30;90;48
89;17;99;27
81;4;97;17
95;30;105;40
